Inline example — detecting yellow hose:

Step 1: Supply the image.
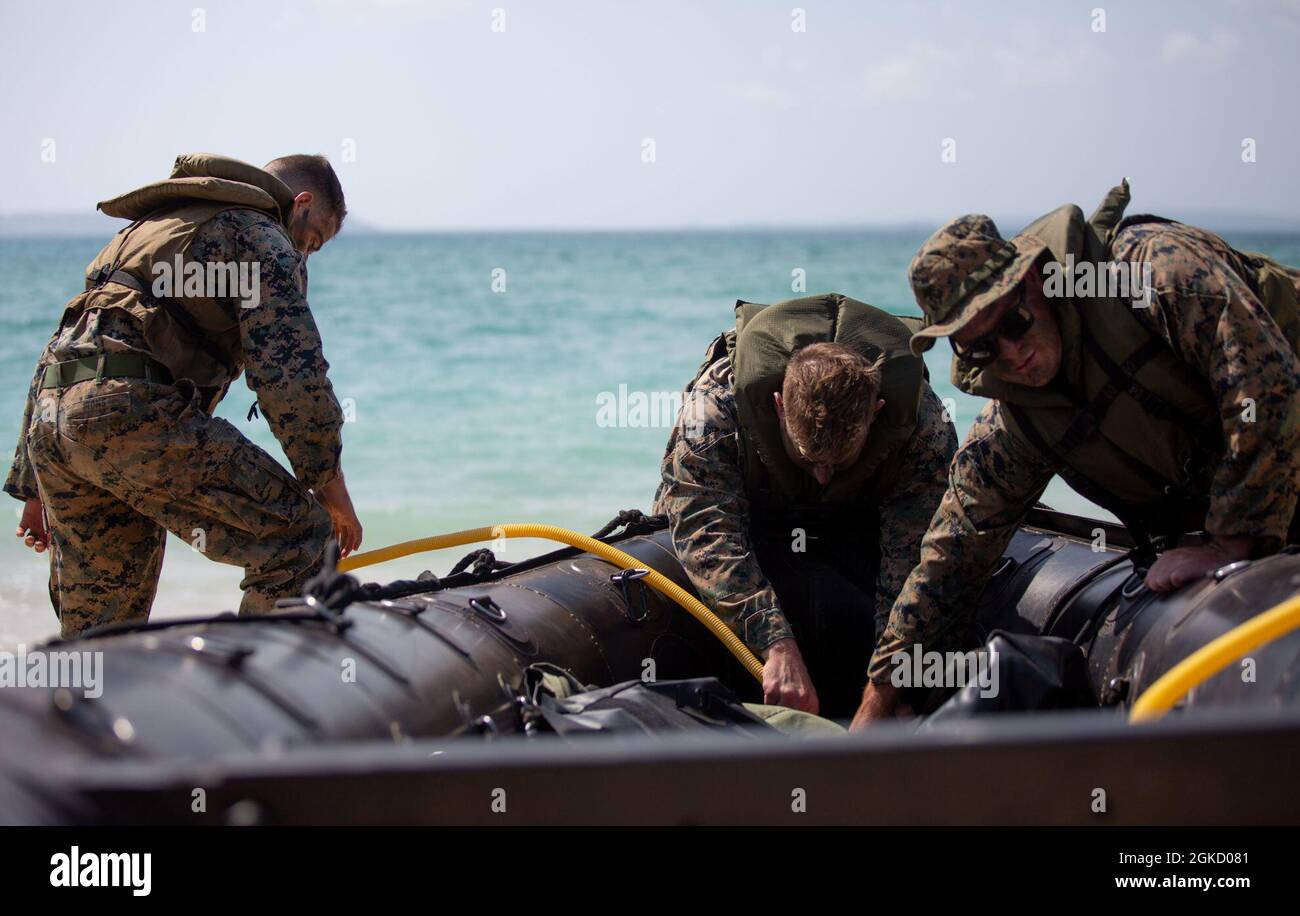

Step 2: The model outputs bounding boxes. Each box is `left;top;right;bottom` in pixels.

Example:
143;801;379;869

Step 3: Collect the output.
337;523;765;682
1129;594;1300;722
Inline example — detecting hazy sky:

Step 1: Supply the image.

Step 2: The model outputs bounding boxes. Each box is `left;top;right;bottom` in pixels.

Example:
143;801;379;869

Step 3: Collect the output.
2;0;1298;230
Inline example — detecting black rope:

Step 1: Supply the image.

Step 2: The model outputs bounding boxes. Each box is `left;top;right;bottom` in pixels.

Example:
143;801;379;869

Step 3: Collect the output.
46;510;673;645
302;511;668;610
591;508;664;540
343;510;667;604
448;548;511;579
351;571;443;602
299;541;358;615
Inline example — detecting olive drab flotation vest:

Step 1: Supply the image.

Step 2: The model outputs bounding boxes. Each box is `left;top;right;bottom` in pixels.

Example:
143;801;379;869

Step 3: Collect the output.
689;294;925;533
956;181;1300;540
67;153;298;408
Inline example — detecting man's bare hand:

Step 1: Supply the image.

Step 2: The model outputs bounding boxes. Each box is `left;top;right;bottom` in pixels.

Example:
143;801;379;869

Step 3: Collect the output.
15;497;48;553
848;680;914;732
1145;535;1253;593
761;638;819;714
314;475;363;558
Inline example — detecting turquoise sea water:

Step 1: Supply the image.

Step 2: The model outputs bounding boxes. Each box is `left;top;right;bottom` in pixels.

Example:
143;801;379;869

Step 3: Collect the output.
3;229;1299;647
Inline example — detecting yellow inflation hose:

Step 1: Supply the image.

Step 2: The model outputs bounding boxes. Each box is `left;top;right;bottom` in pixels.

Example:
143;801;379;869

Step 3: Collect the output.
337;523;765;682
1129;594;1300;722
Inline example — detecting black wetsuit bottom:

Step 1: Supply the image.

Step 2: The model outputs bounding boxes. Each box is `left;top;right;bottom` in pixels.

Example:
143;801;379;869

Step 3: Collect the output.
753;526;881;720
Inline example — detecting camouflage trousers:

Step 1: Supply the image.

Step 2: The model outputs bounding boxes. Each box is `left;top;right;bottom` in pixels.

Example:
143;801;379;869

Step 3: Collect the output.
26;377;331;638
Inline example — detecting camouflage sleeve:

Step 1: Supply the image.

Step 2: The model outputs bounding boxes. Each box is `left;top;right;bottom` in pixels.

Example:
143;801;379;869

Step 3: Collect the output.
193;210;345;492
867;400;1054;682
4;366;43;501
653;360;794;653
872;382;958;639
1114;223;1300;545
4;331;59;501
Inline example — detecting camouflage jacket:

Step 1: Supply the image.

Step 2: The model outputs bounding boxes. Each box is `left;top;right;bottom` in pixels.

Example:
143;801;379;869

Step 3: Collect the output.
5;208;344;500
653;355;957;655
868;219;1300;682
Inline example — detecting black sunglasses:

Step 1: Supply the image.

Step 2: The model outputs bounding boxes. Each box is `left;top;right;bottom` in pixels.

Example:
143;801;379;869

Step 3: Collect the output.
951;296;1036;367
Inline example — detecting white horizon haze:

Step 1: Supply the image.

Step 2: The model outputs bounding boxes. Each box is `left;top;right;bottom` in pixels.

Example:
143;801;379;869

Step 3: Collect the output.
2;0;1298;232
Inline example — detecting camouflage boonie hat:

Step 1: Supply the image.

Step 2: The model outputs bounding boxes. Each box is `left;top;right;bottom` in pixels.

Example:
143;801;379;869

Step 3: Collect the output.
907;214;1048;355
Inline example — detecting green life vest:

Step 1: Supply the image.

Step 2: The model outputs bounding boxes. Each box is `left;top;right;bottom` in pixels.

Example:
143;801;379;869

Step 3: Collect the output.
67;153;297;404
957;182;1300;539
690;294;924;529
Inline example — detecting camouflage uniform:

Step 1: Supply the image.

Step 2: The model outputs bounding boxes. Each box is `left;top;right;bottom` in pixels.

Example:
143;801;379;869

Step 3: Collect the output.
5;209;342;637
653;355;957;709
868;217;1300;683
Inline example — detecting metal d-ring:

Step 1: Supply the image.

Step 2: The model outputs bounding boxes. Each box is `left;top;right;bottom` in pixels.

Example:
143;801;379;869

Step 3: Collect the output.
1120;572;1149;600
989;557;1015;580
610;568;652;623
469;596;508;622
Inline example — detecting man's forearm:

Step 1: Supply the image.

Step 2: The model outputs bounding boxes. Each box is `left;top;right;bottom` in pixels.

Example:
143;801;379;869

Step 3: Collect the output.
4;413;38;501
258;392;344;491
869;402;1052;681
659;468;792;651
874;386;958;636
656;377;795;655
867;487;1027;683
667;509;794;652
1203;336;1300;547
1121;224;1300;546
227;209;346;490
242;309;344;490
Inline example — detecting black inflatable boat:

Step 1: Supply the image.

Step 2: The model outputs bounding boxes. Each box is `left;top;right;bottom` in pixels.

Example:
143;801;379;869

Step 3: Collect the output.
2;508;1298;825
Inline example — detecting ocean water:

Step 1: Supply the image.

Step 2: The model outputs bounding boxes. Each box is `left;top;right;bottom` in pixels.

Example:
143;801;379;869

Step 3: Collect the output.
3;228;1299;648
